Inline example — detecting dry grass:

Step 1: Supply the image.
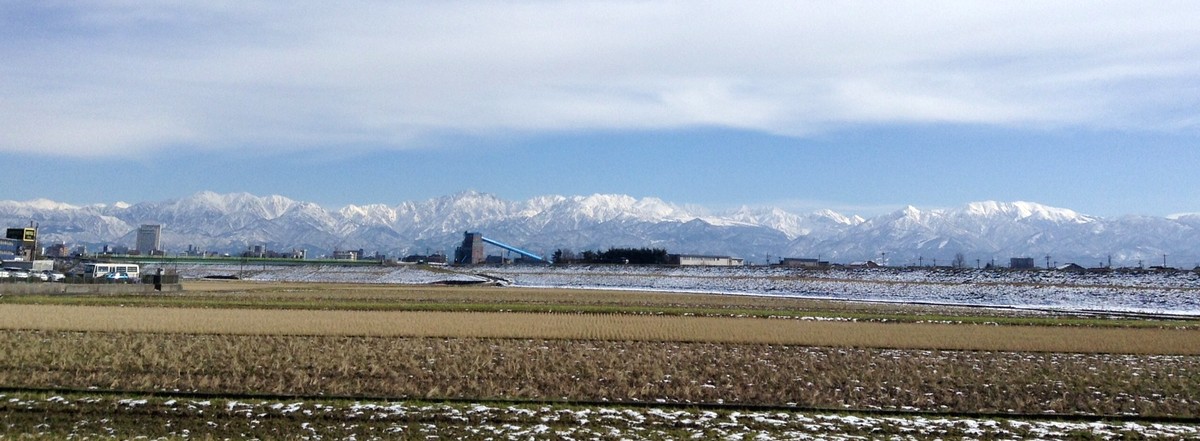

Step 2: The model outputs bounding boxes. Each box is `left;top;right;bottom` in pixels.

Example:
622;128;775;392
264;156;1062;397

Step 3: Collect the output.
0;330;1197;417
0;304;1197;354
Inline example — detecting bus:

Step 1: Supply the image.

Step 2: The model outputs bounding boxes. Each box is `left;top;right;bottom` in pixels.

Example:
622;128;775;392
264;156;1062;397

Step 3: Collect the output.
82;263;140;281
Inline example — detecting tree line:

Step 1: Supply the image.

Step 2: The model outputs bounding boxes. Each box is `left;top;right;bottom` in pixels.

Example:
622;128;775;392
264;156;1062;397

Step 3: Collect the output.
553;247;669;265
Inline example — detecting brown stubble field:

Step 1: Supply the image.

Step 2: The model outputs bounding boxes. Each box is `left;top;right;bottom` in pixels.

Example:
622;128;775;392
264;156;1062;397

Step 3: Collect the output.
0;305;1198;353
1;331;1198;417
0;280;1198;419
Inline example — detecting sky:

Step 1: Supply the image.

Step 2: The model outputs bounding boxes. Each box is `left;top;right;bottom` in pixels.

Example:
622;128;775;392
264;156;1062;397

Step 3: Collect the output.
2;1;1199;217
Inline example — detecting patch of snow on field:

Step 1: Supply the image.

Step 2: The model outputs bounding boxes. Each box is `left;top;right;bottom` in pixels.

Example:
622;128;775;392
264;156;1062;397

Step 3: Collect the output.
168;263;486;284
165;263;1200;315
483;266;1200;316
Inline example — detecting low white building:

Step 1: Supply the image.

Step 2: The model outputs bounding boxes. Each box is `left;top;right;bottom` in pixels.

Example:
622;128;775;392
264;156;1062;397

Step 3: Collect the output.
778;257;828;268
667;254;744;267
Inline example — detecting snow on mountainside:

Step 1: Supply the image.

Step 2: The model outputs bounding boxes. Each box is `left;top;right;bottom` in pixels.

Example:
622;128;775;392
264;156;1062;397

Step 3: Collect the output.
0;199;80;211
962;201;1094;224
723;206;864;240
0;192;1196;267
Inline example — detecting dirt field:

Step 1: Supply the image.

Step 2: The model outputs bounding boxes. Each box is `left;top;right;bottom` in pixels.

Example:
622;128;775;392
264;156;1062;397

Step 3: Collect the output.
0;280;1198;439
0;304;1197;354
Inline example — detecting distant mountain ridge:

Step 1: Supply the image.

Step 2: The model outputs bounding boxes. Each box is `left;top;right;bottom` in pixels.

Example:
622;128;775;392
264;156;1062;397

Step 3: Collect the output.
1;191;1197;267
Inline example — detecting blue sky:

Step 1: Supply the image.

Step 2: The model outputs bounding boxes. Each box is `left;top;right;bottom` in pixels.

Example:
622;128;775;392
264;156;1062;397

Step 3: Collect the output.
2;2;1198;217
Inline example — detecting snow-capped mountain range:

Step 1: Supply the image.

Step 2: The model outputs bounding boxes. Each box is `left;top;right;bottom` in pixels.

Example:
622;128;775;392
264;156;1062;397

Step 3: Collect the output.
2;191;1197;267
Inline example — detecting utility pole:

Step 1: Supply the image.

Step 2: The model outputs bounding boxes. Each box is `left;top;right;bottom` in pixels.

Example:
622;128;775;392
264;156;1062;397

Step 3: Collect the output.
30;221;39;260
1163;254;1168;269
1045;255;1051;270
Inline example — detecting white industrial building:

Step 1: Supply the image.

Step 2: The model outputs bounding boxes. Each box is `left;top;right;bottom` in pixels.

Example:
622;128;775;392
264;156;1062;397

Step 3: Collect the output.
667;254;744;267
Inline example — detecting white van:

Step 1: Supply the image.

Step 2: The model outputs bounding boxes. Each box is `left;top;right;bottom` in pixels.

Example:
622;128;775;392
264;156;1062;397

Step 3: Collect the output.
82;263;140;281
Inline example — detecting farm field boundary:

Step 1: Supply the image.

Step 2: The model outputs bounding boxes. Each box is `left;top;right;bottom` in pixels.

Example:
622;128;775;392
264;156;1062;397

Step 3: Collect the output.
1;304;1197;354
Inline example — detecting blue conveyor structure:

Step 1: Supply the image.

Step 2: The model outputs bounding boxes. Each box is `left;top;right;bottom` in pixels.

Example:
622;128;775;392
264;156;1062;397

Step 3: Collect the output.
480;236;549;263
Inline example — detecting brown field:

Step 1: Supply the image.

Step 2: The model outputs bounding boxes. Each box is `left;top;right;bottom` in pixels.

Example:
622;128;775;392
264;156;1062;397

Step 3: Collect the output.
0;304;1198;354
1;330;1197;417
0;280;1198;424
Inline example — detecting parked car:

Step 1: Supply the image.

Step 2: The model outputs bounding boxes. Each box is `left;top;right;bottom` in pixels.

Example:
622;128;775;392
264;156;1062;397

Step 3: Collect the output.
0;270;10;279
103;271;134;283
3;268;30;279
41;270;66;282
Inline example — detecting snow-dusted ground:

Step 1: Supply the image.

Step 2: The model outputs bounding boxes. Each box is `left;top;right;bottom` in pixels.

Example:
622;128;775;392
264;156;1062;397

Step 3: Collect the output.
482;266;1200;317
166;263;487;284
8;393;1197;440
165;263;1200;316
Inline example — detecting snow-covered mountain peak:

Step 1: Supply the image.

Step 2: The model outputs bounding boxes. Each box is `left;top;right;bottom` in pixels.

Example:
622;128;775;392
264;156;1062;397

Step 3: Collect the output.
439;191;508;211
719;206;860;240
630;196;688;220
3;191;1196;267
1;198;79;211
811;209;861;226
338;204;398;224
175;191;297;219
963;201;1093;224
566;194;689;222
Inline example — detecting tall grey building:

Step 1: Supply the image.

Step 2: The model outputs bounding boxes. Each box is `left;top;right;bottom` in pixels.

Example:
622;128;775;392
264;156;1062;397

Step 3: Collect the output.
136;224;162;255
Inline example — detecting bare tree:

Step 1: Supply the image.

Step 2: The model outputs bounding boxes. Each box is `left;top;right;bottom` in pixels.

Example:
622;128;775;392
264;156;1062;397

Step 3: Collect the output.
952;252;967;269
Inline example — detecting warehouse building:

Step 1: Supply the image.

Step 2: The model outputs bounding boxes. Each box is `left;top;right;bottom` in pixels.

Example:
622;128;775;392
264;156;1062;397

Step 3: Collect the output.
778;257;830;268
667;254;744;267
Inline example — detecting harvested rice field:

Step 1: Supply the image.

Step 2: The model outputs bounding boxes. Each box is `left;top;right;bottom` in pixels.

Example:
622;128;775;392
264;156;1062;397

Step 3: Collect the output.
0;304;1197;354
0;331;1197;416
0;280;1198;439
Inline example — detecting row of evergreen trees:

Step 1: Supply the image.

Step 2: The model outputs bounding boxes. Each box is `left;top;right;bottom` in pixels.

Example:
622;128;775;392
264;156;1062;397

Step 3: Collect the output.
553;247;668;265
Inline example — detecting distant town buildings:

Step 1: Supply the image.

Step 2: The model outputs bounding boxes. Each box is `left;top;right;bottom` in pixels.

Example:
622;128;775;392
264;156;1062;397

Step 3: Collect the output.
1010;257;1036;269
240;245;307;259
43;242;70;258
102;244;130;255
330;248;384;261
331;249;361;260
0;237;20;260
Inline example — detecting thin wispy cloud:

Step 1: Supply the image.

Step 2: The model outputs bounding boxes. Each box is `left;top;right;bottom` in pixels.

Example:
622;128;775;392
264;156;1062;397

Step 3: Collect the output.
2;1;1198;157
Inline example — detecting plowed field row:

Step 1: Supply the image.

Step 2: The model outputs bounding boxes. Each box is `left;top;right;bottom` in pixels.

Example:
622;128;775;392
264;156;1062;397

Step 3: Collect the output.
0;304;1197;354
